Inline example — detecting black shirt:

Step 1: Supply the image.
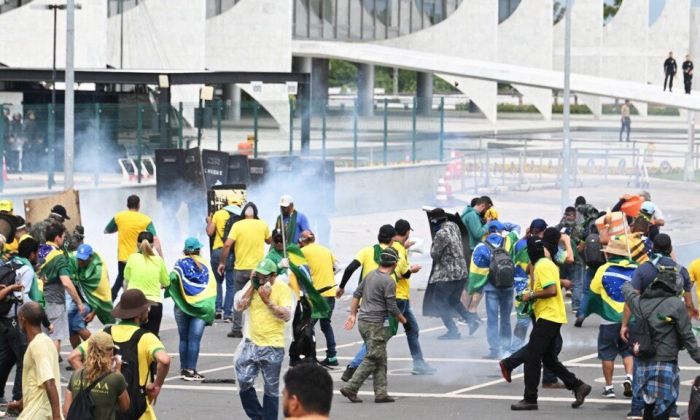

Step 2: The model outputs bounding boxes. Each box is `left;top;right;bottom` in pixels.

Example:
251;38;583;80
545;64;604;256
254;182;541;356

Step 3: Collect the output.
665;57;677;74
683;60;694;76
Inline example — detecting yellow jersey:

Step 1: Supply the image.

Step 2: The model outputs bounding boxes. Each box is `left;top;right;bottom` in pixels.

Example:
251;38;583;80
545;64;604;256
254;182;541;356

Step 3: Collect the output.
105;210;157;262
301;243;336;298
228;219;271;270
249;280;293;348
532;258;567;324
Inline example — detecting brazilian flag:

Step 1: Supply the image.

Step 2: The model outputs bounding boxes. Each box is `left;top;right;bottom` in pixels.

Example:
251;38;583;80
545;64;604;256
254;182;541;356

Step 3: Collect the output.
166;255;217;325
586;258;638;323
73;253;114;325
271;244;330;320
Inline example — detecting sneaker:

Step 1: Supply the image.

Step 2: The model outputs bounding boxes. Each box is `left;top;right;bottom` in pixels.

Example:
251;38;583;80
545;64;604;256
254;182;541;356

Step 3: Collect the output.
411;363;436;375
223;317;233;323
340;387;362;403
468;317;482;336
182;370;205;381
437;331;461;340
374;395;395;403
499;360;512;383
227;331;243;338
669;409;680;420
320;357;339;367
511;399;538;411
341;366;357;382
65;365;74;371
626;413;643;420
574;318;584;328
572;383;592;408
214;311;223;320
602;387;615;398
623;379;632;398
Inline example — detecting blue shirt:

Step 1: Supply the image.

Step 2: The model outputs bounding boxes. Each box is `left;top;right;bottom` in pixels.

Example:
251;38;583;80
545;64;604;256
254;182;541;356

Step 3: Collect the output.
281;211;311;244
631;254;690;293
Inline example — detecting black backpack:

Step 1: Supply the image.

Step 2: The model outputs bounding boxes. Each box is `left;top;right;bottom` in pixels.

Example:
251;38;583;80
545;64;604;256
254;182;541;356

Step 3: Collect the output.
65;371;110;420
486;241;515;288
221;211;242;243
629;298;666;360
689;376;700;420
105;326;149;420
0;261;21;316
583;233;605;268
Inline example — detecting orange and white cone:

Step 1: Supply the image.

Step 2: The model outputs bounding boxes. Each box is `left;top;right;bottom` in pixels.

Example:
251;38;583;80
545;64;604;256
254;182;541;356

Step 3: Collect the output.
435;177;448;204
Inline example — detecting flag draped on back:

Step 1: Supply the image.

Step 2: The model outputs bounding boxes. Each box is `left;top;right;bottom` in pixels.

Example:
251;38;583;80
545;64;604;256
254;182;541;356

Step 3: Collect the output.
74;253;114;325
39;246;72;288
286;244;330;320
12;256;44;307
166;255;217;325
586;259;638;323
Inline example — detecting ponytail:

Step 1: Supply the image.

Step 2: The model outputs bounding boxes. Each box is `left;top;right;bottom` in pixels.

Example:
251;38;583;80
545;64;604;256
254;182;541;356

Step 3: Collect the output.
139;239;155;260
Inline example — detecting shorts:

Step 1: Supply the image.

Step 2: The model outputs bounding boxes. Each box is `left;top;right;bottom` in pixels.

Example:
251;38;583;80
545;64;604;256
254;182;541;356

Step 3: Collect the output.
45;303;69;341
68;300;92;334
597;323;631;361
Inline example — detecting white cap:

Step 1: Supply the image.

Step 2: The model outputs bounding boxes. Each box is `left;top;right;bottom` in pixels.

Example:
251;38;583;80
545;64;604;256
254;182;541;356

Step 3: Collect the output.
279;194;294;207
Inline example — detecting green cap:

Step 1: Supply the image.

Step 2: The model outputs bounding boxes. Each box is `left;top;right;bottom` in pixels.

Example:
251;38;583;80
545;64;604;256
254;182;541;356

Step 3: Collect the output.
255;259;278;276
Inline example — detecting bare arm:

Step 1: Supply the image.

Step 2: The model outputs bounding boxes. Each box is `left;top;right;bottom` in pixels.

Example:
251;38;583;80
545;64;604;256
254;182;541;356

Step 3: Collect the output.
42;378;61;420
560;234;574;264
62;389;73;418
145;349;171;406
218;239;234;276
67;347;84;369
60;275;84;313
234;281;254;312
117;389;130;413
257;286;291;321
153;236;164;258
344;297;361;330
522;284;557;301
205;215;216;237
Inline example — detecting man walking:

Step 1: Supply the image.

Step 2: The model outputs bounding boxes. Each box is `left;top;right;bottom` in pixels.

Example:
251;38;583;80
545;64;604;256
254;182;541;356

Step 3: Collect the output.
105;195;161;299
339;248;408;404
461;197;490;330
683;55;694;94
276;195;311;245
620;100;631;142
219;202;271;338
664;52;677;92
234;259;293;420
206;198;241;321
509;235;591;411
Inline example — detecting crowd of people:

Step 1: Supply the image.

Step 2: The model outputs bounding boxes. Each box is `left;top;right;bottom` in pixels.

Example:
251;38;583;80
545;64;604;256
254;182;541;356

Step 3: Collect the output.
0;187;698;419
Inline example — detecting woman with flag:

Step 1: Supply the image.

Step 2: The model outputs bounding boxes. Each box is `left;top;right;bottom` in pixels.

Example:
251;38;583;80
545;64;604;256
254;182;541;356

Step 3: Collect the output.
167;237;216;381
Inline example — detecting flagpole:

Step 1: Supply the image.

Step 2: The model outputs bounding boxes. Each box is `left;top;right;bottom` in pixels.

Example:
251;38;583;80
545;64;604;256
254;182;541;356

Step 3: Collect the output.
279;208;288;260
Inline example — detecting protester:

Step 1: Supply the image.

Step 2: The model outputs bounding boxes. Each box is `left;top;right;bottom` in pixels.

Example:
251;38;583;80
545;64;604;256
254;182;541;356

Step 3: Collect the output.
39;223;83;353
620;100;632;142
340;247;408;404
507;234;591;411
299;230;339;367
72;244;114;333
276;195;311;245
28;205;69;246
7;302;61;420
584;236;636;398
167;237;216;381
424;208;472;339
124;231;170;337
283;363;333;420
664;51;677;92
683;55;694;94
206;198;241;321
68;289;171;420
105;195;161;299
469;221;518;358
556;206;586;315
234;259;293;420
63;331;130;419
622;257;700;418
460;197;491;329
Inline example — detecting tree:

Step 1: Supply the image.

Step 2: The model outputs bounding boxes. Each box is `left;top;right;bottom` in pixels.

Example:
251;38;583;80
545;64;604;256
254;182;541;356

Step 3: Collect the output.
553;0;566;24
604;0;623;20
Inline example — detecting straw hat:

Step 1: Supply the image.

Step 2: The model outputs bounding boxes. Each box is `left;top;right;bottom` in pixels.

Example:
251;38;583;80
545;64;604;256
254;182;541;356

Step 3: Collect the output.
603;235;631;258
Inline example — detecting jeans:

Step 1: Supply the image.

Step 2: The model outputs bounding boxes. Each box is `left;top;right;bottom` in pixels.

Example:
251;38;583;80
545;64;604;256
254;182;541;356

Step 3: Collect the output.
511;317;531;353
346;321;391;397
523;319;583;402
484;287;513;356
174;306;207;371
576;266;595;319
349;345;367;369
143;303;163;338
0;319;26;401
231;270;252;334
620;117;631;142
211;248;234;318
236;340;284;420
568;264;585;312
433;280;470;333
311;297;336;358
111;261;127;300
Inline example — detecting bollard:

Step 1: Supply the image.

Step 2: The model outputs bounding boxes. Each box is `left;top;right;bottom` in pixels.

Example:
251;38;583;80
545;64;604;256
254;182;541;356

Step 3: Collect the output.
383;98;388;166
137;103;143;184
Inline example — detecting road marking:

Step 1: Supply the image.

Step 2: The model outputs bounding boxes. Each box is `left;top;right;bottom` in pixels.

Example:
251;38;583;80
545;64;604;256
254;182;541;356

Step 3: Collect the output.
164;365;234;382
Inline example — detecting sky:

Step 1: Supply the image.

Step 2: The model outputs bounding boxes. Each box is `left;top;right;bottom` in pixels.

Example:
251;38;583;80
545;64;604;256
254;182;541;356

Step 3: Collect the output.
601;0;700;25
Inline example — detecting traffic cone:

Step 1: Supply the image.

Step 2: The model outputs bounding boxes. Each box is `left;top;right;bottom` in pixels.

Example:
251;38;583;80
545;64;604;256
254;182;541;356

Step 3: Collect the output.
435;177;448;204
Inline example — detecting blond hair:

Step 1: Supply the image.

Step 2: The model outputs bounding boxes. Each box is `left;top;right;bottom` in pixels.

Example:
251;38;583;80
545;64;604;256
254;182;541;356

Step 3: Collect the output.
84;341;112;383
138;238;155;260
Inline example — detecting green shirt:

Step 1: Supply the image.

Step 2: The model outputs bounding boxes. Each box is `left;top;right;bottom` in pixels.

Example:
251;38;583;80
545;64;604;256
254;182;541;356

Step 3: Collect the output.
123;253;170;303
68;370;127;420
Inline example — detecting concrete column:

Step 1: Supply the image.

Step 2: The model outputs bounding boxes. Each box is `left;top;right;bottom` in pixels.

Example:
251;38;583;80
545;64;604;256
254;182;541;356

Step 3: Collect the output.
311;58;329;114
356;63;375;116
223;84;241;122
416;71;433;115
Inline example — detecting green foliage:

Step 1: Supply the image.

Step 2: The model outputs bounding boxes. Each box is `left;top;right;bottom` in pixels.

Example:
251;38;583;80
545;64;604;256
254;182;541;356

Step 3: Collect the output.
604;0;623;20
328;59;357;89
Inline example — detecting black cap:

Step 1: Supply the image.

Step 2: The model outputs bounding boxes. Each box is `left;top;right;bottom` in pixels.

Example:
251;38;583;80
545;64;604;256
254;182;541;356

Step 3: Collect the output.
394;219;413;235
379;247;399;266
428;208;447;223
652;233;672;255
50;205;70;220
378;224;396;243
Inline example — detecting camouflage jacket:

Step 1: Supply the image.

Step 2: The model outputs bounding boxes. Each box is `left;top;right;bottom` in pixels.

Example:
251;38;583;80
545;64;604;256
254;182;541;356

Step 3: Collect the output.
29;215;84;252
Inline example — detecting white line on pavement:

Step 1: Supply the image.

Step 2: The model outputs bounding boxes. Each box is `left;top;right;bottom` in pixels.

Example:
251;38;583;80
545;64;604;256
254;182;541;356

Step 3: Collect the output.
164;365;234;382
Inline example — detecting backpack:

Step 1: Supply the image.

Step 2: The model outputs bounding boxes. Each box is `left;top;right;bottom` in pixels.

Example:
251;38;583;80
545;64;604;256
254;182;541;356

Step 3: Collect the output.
629;298;666;360
689;376;700;420
221;211;242;243
653;262;683;294
105;326;149;420
65;370;110;420
583;233;605;268
0;261;21;316
486;241;515;288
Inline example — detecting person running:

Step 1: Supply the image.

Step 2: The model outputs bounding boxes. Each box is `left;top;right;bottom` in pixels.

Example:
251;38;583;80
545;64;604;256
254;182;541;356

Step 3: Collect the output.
508;234;591;411
468;221;518;359
584;236;636;398
556;206;586;315
424;208;472;340
234;259;293;420
68;289;171;420
460;197;490;330
276;195;311;245
282;363;333;420
683;55;694;94
7;303;61;420
63;331;130;419
298;230;339;367
206;198;241;321
167;237;216;381
39;223;83;353
620;100;632;142
123;231;170;337
219;202;271;339
105;195;161;299
664;52;677;92
339;247;408;404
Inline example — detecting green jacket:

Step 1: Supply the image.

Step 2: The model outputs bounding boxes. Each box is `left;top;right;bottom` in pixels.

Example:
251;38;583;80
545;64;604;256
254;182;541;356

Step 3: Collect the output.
460;206;488;249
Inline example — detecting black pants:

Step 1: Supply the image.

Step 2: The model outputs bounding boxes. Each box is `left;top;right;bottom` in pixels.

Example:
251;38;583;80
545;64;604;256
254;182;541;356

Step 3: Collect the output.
685;74;693;94
644;403;671;420
434;280;470;333
0;319;27;401
143;303;163;338
502;332;561;385
289;299;316;363
664;73;674;91
111;261;127;300
523;319;583;402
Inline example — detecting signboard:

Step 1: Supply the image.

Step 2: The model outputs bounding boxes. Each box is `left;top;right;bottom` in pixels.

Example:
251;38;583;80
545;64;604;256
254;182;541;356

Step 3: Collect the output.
24;189;82;232
207;184;248;216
